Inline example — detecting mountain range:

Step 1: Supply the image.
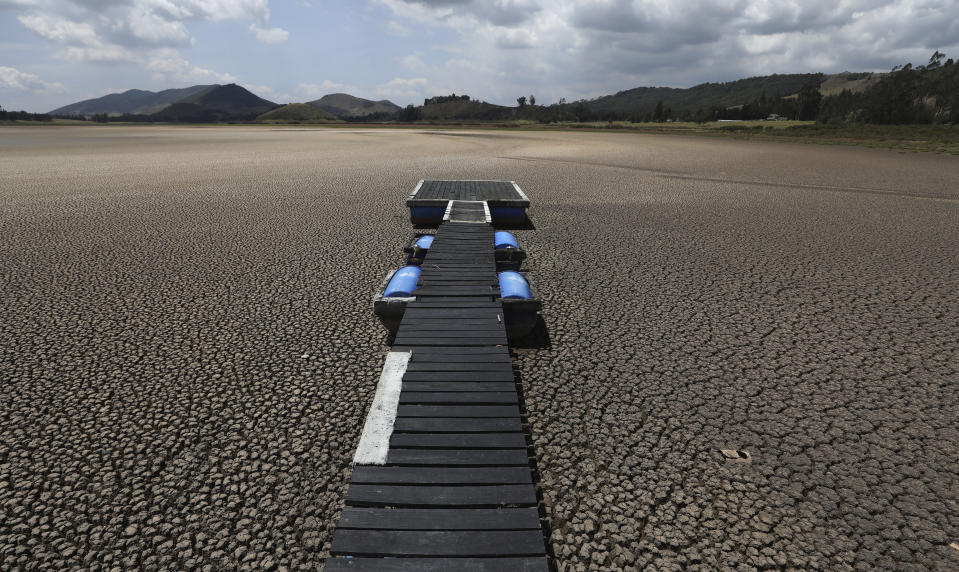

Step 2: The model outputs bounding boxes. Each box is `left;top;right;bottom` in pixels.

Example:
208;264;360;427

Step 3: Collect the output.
48;72;883;122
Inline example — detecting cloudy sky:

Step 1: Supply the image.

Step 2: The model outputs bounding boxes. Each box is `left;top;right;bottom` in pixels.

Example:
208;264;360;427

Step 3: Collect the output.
1;0;957;112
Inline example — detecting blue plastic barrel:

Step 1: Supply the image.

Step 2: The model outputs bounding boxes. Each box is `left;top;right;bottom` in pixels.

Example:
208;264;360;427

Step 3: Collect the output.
494;231;519;250
384;266;421;297
498;271;532;299
415;235;434;249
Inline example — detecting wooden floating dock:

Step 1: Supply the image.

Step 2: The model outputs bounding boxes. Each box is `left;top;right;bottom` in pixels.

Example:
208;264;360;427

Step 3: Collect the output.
327;183;548;570
407;180;530;226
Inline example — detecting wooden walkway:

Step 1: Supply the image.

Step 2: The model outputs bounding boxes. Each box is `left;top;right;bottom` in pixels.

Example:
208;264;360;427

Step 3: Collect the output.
327;222;548;570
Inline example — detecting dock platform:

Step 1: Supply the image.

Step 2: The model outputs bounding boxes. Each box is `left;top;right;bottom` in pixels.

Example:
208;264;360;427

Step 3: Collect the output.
328;190;548;570
407;180;530;226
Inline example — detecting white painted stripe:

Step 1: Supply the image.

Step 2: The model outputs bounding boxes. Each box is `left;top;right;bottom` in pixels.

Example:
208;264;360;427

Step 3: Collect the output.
407;179;424;200
353;351;411;465
511;181;531;202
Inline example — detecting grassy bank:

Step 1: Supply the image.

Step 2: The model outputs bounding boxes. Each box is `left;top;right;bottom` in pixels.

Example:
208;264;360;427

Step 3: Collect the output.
6;118;958;154
547;121;959;154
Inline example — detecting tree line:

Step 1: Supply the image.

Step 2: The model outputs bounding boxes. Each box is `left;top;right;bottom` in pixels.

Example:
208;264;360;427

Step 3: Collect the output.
818;51;958;124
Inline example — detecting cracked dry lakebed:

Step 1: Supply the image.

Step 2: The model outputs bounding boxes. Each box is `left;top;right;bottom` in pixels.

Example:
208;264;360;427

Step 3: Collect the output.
1;125;957;570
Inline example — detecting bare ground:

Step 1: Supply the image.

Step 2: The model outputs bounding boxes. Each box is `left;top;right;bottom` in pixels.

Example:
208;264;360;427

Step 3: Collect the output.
1;126;957;570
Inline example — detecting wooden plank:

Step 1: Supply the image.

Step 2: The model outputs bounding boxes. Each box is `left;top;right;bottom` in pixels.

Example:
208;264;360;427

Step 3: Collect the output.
349;466;531;485
346;484;536;507
397;331;507;339
397;405;519;417
336;507;540;529
406;362;512;371
412;288;497;295
390;433;527;449
408;354;511;363
330;530;545;557
345;484;537;507
324;557;549;572
392;417;523;433
402;382;515;392
386;449;529;466
392;338;506;346
400;372;515;382
399;322;504;330
403;309;501;318
409;297;493;303
398;392;518;405
409;346;509;354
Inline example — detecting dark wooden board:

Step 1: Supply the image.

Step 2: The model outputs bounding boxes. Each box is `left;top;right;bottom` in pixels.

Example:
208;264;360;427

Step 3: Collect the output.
407;357;510;365
400;372;516;382
330;530;544;557
325;557;548;572
403;309;502;318
392;417;523;433
398;392;519;404
345;484;537;507
349;466;531;485
392;338;506;346
402;382;515;392
396;404;520;417
406;362;513;372
409;346;509;355
398;329;506;336
345;484;535;507
399;322;504;331
385;449;530;466
336;507;540;529
390;433;527;449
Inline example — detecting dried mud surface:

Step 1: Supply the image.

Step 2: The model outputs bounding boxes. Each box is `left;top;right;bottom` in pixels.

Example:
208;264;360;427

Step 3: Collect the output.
1;126;957;570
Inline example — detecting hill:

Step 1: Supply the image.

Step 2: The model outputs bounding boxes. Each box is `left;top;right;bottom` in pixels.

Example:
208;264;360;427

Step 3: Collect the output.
49;84;276;119
419;99;511;121
255;103;341;122
176;84;276;117
585;74;819;118
49;85;212;116
307;93;400;118
819;72;885;96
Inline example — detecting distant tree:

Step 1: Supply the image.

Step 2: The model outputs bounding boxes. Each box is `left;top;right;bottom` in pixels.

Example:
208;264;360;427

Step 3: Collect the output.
529;95;535;106
928;50;945;69
796;75;823;120
654;99;664;122
558;97;566;105
398;104;421;122
516;96;526;108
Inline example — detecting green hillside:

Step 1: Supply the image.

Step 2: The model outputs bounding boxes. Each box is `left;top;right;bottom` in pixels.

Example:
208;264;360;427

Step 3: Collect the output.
419;99;511;121
49;85;213;116
586;74;818;117
179;84;276;116
308;93;400;118
256;103;341;122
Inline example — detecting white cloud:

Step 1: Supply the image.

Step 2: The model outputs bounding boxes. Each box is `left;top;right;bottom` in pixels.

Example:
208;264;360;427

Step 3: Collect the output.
13;0;283;61
18;13;100;45
375;77;449;104
375;0;959;105
241;82;289;102
386;20;411;36
146;52;236;84
294;80;358;100
249;24;289;44
0;65;66;94
399;54;430;73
